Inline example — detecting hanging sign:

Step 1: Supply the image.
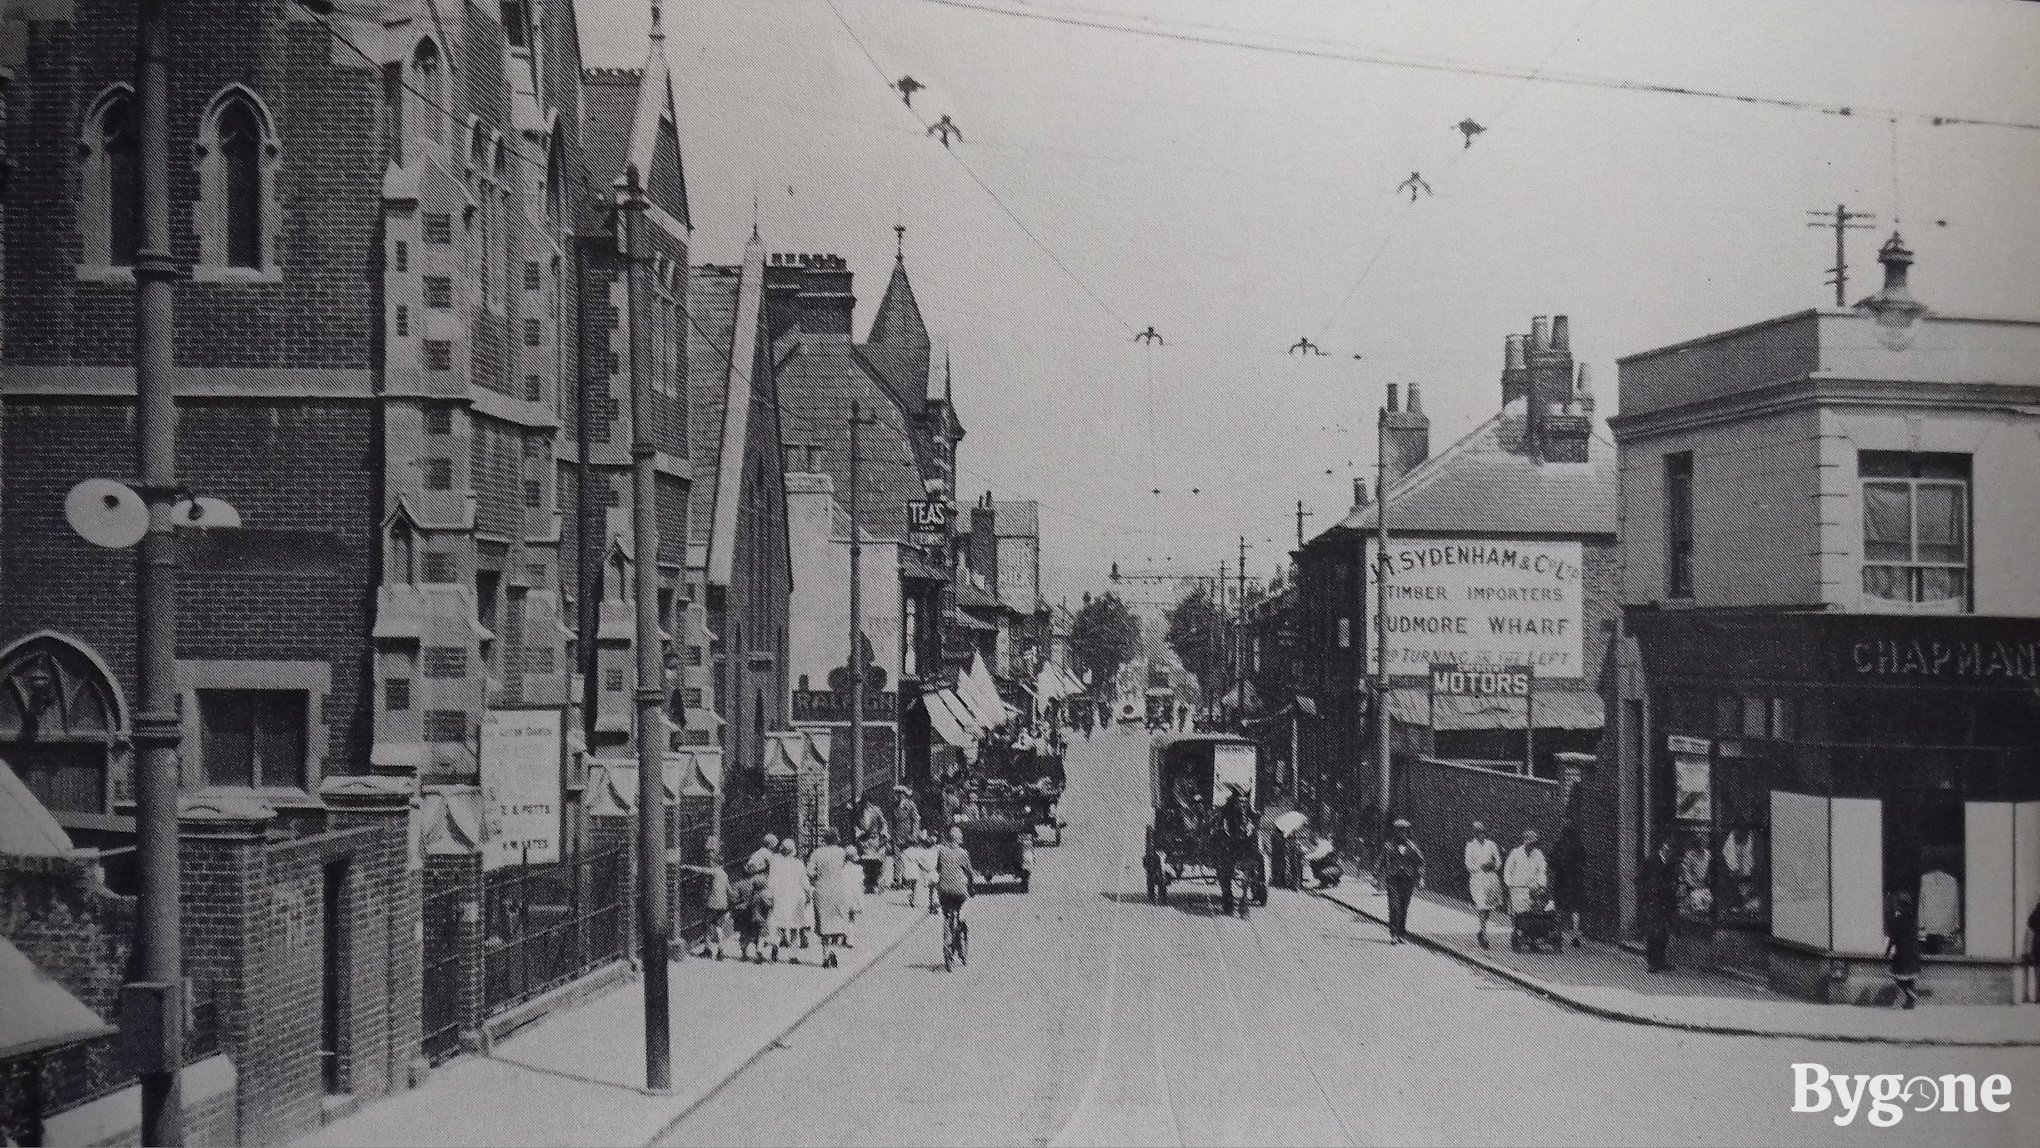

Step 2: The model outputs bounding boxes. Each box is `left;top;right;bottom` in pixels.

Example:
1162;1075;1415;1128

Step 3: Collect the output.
906;499;951;538
480;707;563;871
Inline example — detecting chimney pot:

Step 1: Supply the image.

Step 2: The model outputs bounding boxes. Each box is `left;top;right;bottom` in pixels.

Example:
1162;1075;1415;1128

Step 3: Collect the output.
1531;316;1551;350
1405;383;1423;414
1386;382;1400;412
1353;478;1369;506
1505;333;1528;370
1551;315;1570;351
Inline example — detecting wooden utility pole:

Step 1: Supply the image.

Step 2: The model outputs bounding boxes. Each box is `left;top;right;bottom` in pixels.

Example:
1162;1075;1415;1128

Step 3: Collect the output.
1296;500;1313;549
1374;398;1393;824
619;162;671;1094
1236;536;1250;687
130;0;185;1138
1807;204;1876;306
848;402;879;812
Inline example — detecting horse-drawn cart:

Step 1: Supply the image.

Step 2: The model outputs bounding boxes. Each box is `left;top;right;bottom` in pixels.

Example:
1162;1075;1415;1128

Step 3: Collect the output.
1142;734;1268;916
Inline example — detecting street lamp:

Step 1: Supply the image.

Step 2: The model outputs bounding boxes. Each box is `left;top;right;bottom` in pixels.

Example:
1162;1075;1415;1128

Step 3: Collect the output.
1855;231;1928;352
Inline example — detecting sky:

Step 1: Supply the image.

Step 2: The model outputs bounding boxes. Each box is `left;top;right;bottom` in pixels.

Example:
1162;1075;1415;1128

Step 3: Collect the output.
577;0;2040;607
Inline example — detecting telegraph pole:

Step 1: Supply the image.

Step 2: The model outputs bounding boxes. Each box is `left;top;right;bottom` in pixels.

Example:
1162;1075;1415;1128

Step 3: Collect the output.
1807;204;1876;306
129;0;184;1139
1295;500;1313;549
848;402;879;812
619;163;671;1094
1236;536;1250;687
1373;397;1393;825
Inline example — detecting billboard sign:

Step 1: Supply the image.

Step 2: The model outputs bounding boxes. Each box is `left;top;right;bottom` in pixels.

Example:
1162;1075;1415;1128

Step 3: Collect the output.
1364;539;1585;678
906;499;951;538
480;707;563;871
1429;663;1531;698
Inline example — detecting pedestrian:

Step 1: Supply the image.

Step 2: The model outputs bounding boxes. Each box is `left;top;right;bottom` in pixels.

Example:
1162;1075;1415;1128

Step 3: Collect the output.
747;833;778;877
679;836;733;960
1551;818;1586;947
766;835;811;961
902;830;938;910
1639;835;1678;972
1886;890;1922;1009
1504;828;1549;917
1463;821;1503;949
857;795;891;893
2024;896;2040;1004
807;827;854;968
892;784;923;888
1376;818;1425;944
731;869;771;962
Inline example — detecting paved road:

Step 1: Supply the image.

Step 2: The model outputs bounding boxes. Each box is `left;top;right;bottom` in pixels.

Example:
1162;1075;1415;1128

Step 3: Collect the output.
661;726;2039;1147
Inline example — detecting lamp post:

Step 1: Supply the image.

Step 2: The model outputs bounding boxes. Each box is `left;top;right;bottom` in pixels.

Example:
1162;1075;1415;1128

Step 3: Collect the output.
617;162;671;1095
1373;393;1393;829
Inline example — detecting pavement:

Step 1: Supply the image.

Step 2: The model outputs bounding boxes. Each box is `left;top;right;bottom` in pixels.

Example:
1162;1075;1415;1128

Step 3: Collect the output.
1313;875;2040;1047
294;891;935;1148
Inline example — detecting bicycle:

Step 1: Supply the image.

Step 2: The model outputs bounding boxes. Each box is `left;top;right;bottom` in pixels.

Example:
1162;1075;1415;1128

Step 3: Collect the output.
941;901;969;970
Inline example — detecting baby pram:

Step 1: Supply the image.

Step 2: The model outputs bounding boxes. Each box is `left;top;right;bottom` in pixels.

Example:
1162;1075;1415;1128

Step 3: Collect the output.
1508;886;1562;953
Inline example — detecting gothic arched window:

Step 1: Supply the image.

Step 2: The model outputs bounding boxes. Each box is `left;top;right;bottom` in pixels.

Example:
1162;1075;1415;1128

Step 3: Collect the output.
194;87;280;278
79;85;138;272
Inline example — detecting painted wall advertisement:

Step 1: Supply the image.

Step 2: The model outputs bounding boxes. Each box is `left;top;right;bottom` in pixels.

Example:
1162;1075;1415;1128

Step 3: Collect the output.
1364;539;1585;678
480;707;563;871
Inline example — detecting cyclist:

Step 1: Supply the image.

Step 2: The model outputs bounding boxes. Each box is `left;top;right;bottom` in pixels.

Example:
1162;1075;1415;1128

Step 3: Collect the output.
934;826;977;965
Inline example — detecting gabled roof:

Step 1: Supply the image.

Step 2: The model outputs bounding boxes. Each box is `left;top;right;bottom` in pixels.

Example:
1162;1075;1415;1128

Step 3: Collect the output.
776;332;932;541
1331;399;1615;537
856;255;932;420
578;19;688;229
687;232;770;587
992;500;1039;538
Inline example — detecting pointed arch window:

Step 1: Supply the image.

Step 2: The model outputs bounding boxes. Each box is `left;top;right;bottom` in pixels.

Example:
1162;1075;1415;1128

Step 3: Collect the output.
412;38;447;146
78;85;138;275
193;87;281;281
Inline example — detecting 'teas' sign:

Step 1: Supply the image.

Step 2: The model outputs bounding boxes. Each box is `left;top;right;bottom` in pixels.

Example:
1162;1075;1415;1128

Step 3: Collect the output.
1430;663;1531;697
906;499;951;534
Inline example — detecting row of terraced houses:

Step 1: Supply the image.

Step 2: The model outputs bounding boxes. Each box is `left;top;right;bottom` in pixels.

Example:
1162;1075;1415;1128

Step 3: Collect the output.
0;2;1065;1143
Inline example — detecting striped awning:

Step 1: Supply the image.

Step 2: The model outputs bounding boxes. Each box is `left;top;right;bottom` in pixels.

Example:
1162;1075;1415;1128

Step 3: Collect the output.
922;691;973;749
1386;686;1605;731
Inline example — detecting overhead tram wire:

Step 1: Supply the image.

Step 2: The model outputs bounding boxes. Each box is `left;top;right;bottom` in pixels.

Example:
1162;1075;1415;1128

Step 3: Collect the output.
821;0;1141;336
673;283;1283;544
895;0;2040;134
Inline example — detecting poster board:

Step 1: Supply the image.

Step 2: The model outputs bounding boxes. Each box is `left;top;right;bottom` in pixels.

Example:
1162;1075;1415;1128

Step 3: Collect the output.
1770;790;1830;950
1830;797;1884;955
1213;742;1257;803
480;707;563;871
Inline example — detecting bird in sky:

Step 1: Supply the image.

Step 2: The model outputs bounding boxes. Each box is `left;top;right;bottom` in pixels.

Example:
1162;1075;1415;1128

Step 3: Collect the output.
928;114;963;148
1397;171;1434;202
1135;326;1165;345
1455;118;1486;148
1289;337;1324;356
895;75;924;106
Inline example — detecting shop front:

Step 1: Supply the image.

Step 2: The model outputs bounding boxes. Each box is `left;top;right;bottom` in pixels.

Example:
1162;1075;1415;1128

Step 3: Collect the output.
1629;608;2040;1003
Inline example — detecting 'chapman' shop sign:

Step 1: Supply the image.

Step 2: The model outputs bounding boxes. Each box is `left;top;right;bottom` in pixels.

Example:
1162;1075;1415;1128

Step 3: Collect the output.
1848;638;2040;682
1364;539;1584;678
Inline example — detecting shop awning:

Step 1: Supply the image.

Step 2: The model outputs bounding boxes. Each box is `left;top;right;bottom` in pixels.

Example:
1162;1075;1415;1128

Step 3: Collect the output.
945;685;997;732
1386;686;1605;731
923;691;973;749
0;936;114;1060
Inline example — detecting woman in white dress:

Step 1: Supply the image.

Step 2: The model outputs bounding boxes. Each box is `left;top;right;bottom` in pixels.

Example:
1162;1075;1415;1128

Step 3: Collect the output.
1464;821;1504;949
807;828;854;967
765;836;812;962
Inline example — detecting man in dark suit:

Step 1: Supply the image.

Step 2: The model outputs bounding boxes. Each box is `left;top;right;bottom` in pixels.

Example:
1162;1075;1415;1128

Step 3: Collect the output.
1640;834;1680;972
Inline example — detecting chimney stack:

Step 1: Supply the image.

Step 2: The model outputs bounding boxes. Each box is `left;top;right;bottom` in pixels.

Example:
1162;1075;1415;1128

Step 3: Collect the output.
1352;477;1370;507
1530;316;1551;350
1502;334;1530;407
1382;381;1432;486
1385;382;1400;412
1551;315;1570;352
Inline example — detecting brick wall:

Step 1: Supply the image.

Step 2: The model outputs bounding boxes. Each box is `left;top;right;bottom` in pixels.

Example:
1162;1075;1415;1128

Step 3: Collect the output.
0;855;134;1137
1399;755;1565;903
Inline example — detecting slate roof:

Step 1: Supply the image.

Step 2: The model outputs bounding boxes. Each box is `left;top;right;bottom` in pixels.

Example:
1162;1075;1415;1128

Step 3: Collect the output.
578;70;640;231
775;333;931;541
1332;399;1615;537
686;265;743;550
993;500;1039;538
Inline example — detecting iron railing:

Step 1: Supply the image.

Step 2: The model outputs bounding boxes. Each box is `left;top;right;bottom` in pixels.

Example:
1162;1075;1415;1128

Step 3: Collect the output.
482;846;627;1014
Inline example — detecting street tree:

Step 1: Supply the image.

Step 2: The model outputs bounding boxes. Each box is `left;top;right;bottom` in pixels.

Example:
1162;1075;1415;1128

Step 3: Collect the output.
1070;591;1140;694
1164;585;1230;701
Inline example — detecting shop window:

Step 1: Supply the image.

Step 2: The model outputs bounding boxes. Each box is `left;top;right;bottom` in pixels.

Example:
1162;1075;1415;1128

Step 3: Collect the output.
1885;791;1966;955
1664;452;1694;599
198;689;307;789
1860;451;1969;608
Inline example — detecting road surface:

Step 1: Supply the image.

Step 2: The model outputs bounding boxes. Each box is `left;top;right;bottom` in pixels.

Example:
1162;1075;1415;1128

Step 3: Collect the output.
660;725;2039;1147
